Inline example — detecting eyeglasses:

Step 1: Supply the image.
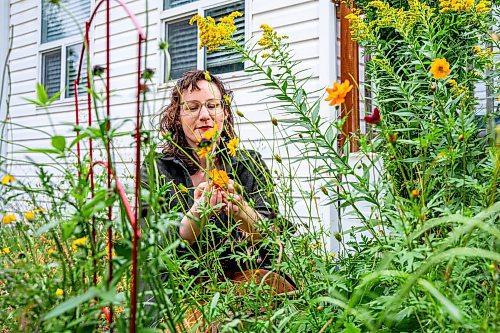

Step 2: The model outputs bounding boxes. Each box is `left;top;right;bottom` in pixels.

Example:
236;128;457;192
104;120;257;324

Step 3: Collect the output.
181;99;225;116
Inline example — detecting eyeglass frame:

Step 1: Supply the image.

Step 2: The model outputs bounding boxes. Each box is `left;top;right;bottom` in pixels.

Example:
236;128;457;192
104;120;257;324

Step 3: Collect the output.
180;99;226;116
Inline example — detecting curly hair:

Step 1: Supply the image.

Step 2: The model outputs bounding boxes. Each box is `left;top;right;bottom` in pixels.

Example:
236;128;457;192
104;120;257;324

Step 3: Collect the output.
159;70;236;175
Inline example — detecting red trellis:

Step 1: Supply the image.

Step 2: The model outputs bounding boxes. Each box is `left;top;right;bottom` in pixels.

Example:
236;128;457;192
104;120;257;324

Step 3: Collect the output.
74;0;145;331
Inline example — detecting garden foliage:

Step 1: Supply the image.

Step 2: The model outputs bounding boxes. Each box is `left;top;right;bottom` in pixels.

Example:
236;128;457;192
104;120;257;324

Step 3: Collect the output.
0;0;499;332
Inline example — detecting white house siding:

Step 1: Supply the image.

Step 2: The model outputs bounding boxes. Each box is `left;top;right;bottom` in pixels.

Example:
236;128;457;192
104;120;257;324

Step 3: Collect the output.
3;0;344;248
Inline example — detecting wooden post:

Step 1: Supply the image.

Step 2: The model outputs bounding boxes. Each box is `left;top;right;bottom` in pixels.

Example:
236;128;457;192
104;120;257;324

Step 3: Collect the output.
338;1;360;152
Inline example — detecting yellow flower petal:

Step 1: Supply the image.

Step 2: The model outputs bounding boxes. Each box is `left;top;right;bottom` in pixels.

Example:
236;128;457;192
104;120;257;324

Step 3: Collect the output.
24;211;35;221
2;214;16;225
1;175;15;185
430;58;451;79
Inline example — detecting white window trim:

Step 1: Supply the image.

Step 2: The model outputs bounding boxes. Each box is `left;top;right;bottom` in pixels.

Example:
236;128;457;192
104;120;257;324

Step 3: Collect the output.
37;0;94;103
158;0;251;89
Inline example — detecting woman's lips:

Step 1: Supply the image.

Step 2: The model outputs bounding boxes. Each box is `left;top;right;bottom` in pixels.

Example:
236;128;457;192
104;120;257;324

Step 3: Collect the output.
198;126;212;131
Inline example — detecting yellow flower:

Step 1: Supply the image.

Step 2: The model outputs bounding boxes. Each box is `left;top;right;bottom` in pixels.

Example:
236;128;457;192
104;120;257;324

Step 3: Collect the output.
430;58;451;79
1;248;10;255
48;248;55;256
227;138;239;157
325;80;353;106
204;70;211;81
223;95;231;106
55;288;64;296
190;11;243;52
203;123;218;141
197;145;212;158
209;169;230;189
473;46;482;53
24;211;35;221
1;175;15;185
2;214;16;225
260;24;273;33
71;237;87;251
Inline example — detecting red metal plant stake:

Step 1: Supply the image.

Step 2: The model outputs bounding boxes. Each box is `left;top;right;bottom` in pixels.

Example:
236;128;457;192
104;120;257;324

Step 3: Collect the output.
74;1;145;331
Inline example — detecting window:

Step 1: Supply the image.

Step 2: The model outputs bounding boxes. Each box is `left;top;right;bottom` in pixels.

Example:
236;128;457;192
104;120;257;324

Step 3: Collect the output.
40;0;90;99
162;0;245;81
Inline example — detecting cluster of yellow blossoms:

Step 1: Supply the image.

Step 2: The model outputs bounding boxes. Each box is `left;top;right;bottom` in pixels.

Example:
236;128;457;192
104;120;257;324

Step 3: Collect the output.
446;79;469;98
346;0;434;41
189;11;242;52
257;24;288;55
439;0;491;14
71;236;87;251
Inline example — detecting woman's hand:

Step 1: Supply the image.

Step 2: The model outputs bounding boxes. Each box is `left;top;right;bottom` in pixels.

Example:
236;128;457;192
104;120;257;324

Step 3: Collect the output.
192;181;225;214
222;179;244;218
180;181;225;244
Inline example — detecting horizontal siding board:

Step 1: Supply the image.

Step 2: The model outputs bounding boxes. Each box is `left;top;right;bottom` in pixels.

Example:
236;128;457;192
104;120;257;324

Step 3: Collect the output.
252;0;316;15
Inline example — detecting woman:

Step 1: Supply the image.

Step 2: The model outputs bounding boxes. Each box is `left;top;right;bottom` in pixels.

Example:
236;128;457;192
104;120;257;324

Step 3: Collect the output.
142;70;295;329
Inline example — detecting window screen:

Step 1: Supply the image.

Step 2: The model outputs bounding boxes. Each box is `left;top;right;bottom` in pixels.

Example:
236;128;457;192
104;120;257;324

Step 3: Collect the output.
41;0;90;43
42;49;62;98
164;0;198;10
66;44;86;98
205;1;245;74
167;18;198;80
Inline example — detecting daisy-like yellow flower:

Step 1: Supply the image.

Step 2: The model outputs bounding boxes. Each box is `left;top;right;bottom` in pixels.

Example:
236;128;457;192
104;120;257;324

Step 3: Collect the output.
55;288;64;296
430;58;451;79
209;169;230;189
1;175;15;185
223;95;231;106
2;214;16;225
203;124;218;141
71;237;87;251
197;145;212;158
1;248;10;255
24;211;35;221
227;138;239;157
325;80;353;106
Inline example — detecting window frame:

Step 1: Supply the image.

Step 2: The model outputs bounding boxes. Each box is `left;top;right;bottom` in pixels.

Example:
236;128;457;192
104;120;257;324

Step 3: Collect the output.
37;0;92;102
159;0;251;84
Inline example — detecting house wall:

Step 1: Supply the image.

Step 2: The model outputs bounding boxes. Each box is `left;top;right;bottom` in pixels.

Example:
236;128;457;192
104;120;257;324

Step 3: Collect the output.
4;0;342;248
0;0;10;162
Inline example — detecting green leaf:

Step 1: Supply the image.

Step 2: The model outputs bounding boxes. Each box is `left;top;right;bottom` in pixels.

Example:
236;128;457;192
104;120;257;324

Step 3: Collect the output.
209;292;220;317
418;279;463;322
35;219;62;236
48;90;62;104
36;82;49;105
44;287;100;320
23;148;61;154
343;322;361;333
51;136;66;152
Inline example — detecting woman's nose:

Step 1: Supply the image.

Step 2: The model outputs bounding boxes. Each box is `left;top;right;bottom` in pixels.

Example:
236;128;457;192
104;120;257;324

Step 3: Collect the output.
198;105;211;120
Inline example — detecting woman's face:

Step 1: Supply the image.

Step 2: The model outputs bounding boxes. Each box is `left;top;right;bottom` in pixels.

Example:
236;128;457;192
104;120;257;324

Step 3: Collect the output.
179;80;226;150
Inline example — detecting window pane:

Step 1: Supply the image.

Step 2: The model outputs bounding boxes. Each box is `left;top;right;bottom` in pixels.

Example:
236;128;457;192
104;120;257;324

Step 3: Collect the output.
66;44;86;98
41;0;90;43
166;19;198;80
42;50;62;98
164;0;198;10
205;1;245;74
